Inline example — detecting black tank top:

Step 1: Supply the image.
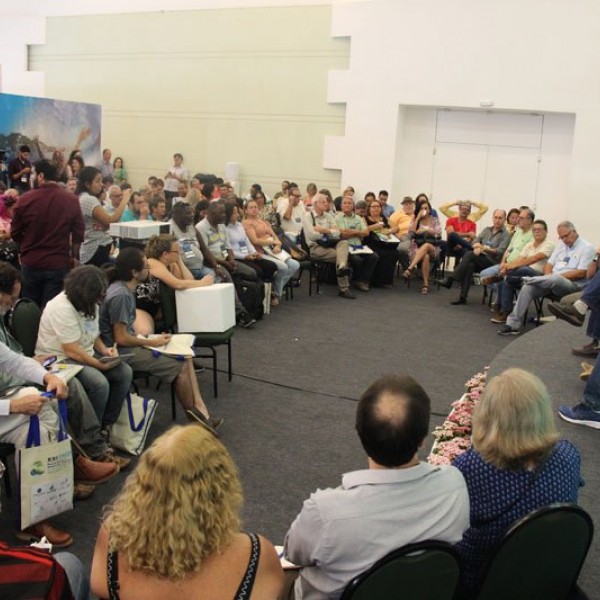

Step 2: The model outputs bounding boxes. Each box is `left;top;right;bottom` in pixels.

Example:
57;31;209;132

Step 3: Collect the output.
107;532;261;600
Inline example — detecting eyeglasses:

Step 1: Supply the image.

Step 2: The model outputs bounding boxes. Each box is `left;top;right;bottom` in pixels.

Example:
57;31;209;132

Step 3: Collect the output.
559;230;574;241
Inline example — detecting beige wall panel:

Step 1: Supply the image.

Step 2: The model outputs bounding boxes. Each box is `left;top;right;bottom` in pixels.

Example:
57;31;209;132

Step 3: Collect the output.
29;6;348;196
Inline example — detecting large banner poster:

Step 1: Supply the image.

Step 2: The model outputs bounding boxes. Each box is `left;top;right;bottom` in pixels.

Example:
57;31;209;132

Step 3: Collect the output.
0;93;101;182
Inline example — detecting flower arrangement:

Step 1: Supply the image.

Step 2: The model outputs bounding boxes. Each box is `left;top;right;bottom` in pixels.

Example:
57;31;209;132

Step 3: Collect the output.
428;367;489;466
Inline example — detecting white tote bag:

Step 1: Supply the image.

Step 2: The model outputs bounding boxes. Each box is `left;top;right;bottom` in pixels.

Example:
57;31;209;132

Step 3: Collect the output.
109;393;157;456
19;397;73;530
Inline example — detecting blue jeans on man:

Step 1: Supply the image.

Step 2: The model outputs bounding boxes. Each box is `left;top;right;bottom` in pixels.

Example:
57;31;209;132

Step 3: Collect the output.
505;274;581;331
498;267;540;314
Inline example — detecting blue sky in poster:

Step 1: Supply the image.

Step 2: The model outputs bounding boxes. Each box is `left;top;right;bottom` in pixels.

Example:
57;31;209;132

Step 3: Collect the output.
0;93;101;165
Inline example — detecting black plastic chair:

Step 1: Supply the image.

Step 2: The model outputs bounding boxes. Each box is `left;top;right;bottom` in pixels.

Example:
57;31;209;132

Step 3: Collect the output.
0;443;15;497
6;298;42;357
340;540;461;600
158;282;234;410
475;503;593;600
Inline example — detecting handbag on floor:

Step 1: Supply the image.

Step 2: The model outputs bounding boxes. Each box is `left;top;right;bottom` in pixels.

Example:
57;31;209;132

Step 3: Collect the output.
109;393;157;456
19;397;73;531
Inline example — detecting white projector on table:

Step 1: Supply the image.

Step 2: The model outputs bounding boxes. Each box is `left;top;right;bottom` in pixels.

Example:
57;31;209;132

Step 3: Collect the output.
109;221;171;239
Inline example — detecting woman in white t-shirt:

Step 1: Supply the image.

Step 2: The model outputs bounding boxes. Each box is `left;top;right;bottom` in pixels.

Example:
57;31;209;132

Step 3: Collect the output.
36;266;133;433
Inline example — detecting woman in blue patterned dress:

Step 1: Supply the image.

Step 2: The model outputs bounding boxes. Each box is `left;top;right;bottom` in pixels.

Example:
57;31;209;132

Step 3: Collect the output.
454;368;582;594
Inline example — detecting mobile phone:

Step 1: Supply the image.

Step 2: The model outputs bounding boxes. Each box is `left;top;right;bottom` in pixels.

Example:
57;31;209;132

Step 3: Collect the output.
42;356;57;369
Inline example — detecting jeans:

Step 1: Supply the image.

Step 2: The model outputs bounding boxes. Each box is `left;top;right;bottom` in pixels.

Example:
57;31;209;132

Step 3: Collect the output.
190;265;216;280
506;274;580;331
498;267;539;313
74;361;133;428
54;552;90;600
447;232;473;257
261;255;301;297
21;265;67;308
65;377;110;460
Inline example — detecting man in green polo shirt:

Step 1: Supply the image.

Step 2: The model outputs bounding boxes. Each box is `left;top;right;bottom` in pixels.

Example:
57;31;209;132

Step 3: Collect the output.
335;197;379;292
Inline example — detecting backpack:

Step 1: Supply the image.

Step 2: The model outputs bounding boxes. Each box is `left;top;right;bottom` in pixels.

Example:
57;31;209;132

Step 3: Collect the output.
0;541;74;600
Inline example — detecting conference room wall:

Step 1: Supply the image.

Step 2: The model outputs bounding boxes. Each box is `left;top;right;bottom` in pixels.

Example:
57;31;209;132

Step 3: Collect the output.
28;6;348;197
325;0;600;242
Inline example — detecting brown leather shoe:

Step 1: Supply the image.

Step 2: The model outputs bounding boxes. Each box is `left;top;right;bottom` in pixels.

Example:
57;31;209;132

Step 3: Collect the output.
74;455;119;485
98;448;131;471
15;521;73;548
572;341;600;357
481;275;502;286
490;311;508;324
73;482;96;501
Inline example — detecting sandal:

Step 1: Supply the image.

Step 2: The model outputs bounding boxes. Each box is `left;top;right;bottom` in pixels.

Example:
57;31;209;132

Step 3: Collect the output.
402;267;415;280
421;285;430;295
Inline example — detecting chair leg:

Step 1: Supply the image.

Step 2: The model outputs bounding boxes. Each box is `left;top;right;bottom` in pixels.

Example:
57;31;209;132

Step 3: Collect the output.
309;265;314;296
171;381;177;420
227;339;233;382
211;347;218;397
263;282;272;315
1;457;12;498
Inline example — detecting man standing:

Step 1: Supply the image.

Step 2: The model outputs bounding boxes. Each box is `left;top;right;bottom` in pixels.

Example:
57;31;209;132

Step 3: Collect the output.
498;221;595;335
164;153;189;207
284;374;469;600
11;159;84;307
8;145;32;194
436;209;511;304
96;148;113;179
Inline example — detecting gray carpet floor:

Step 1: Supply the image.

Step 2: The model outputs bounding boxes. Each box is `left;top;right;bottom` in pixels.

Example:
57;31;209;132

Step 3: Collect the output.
1;278;598;598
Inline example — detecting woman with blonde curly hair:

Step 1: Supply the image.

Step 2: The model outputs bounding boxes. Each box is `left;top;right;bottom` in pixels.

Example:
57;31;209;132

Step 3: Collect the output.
454;368;582;594
91;425;284;599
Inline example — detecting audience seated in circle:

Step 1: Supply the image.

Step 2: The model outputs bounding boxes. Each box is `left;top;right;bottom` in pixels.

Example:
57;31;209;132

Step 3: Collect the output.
35;266;133;445
436;209;511;304
98;247;221;431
